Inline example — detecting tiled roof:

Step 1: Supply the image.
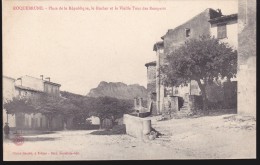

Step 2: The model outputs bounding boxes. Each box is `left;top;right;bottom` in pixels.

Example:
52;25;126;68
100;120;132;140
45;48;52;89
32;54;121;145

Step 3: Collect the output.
15;85;43;93
161;8;222;40
145;61;156;67
3;75;15;80
22;75;61;87
208;14;238;24
44;81;61;87
153;41;164;51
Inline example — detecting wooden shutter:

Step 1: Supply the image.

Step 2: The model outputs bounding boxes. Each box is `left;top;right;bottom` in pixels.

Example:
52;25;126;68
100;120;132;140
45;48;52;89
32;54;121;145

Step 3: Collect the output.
217;24;227;39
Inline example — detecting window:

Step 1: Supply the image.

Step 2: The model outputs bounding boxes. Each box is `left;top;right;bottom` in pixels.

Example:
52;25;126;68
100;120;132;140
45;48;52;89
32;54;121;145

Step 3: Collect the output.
217;24;227;39
185;28;190;37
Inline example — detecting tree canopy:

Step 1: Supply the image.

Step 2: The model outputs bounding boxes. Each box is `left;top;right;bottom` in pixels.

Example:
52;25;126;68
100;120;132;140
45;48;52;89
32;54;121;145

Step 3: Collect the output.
3;91;134;129
3;97;35;114
89;96;134;128
161;35;237;111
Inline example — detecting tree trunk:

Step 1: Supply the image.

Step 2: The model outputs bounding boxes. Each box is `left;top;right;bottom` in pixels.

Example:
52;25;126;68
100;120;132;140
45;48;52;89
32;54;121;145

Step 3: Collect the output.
111;119;116;127
47;116;53;131
99;118;103;129
111;116;116;127
196;79;208;112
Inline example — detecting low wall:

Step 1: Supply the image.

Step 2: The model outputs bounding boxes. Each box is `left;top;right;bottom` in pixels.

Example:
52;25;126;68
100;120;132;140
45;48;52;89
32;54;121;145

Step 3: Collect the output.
189;95;203;112
223;81;237;109
123;114;151;139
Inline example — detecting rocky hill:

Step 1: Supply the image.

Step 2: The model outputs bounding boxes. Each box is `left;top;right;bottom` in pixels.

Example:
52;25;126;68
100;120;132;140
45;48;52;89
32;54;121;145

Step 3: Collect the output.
87;81;147;100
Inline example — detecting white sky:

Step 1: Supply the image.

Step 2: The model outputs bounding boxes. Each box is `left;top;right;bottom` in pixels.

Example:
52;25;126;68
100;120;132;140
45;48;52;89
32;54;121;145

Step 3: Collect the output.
3;0;238;95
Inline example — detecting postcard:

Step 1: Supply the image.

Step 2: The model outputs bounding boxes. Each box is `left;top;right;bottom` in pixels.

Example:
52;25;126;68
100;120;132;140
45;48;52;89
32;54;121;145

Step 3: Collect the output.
2;0;256;160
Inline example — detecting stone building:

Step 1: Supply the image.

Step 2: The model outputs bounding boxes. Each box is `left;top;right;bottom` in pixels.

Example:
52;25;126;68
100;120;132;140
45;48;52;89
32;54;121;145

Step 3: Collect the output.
2;75;63;131
146;8;239;115
15;75;61;97
145;61;157;114
3;76;16;128
237;0;256;116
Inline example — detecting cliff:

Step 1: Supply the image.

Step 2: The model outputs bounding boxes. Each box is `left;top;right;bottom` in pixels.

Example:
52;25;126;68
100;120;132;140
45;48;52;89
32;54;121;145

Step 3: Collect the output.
87;81;147;100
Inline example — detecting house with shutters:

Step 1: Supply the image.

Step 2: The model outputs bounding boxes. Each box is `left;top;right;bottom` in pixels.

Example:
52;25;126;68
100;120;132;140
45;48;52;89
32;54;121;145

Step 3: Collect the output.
145;8;238;116
3;75;63;131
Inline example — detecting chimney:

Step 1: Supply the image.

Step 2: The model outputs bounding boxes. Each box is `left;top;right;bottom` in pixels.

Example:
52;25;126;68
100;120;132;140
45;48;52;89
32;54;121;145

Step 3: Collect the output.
45;77;50;82
40;75;44;80
17;77;22;86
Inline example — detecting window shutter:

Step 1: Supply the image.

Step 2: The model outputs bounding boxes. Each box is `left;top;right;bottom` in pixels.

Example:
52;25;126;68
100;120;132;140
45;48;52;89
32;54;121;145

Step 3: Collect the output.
217;24;227;39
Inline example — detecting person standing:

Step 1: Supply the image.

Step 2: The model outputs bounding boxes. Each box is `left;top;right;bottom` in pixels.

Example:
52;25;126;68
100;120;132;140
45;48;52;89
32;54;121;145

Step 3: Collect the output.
4;123;10;138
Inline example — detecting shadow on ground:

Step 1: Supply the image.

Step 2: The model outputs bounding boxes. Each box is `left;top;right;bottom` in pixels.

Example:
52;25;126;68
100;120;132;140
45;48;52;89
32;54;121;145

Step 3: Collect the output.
22;137;59;142
188;109;237;118
4;131;59;142
90;125;126;135
18;131;57;136
3;136;59;143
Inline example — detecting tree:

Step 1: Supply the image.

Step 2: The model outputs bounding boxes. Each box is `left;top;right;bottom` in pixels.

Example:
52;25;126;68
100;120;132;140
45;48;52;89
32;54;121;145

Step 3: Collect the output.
3;92;84;130
61;91;91;127
3;97;36;114
89;96;133;129
161;35;237;111
32;93;83;130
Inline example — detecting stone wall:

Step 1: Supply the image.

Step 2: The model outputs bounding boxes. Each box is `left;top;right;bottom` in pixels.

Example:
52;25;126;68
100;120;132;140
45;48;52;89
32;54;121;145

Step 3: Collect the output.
123;114;151;139
205;81;224;104
190;81;237;111
237;0;256;116
44;83;60;97
238;0;256;65
16;75;44;91
163;96;179;113
223;81;237;109
210;19;238;49
189;95;203;112
163;8;221;55
145;62;157;115
149;93;157;115
3;76;16;127
146;64;156;94
154;9;221;115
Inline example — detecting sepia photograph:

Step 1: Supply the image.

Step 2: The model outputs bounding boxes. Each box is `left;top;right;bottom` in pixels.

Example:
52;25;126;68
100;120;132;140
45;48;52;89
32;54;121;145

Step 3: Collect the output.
2;0;256;160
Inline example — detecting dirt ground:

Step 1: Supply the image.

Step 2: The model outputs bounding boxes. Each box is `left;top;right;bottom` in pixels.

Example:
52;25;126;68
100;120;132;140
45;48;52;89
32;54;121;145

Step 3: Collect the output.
3;114;256;160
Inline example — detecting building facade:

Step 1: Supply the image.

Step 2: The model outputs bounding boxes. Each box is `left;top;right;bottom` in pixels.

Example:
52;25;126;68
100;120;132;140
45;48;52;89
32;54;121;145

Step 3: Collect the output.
15;75;61;96
2;75;63;131
146;8;238;115
3;76;16;127
145;61;157;114
237;0;256;116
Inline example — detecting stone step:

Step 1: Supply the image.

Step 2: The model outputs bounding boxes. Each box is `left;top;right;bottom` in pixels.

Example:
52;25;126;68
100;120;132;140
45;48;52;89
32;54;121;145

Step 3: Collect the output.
178;110;189;113
180;109;189;111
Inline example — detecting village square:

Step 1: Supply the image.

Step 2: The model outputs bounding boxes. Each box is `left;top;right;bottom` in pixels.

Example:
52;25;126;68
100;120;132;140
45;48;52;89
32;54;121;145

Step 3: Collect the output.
2;0;256;160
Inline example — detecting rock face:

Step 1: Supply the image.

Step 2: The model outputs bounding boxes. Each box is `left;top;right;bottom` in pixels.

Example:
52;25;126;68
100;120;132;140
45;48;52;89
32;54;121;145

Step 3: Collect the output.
87;81;147;100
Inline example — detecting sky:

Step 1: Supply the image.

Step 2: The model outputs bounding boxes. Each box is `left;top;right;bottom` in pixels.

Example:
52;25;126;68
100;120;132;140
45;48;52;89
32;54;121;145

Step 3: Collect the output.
3;0;238;95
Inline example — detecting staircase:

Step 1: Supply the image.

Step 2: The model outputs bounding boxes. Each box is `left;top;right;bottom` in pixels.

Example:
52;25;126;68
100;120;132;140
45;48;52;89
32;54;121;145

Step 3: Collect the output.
174;101;190;119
